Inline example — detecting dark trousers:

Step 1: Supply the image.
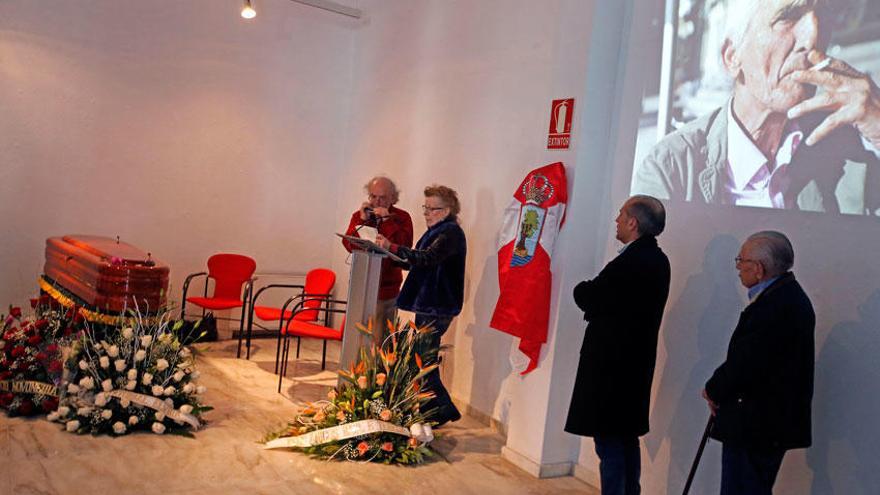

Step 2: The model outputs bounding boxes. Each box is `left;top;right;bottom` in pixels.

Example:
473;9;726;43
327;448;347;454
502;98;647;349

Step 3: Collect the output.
720;443;785;495
594;436;641;495
414;314;461;425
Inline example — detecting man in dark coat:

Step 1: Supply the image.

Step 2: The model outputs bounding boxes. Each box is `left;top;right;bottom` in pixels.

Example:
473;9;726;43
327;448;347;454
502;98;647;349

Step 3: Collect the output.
703;231;814;495
565;195;671;495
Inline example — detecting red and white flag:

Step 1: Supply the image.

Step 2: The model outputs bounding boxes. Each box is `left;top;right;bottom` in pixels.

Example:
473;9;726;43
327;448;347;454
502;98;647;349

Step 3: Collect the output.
490;162;567;374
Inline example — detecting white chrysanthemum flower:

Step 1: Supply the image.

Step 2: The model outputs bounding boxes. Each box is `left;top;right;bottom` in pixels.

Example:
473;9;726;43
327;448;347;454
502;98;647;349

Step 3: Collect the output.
122;327;134;339
180;404;193;414
164;386;175;396
156;358;169;371
125;380;136;391
66;383;80;394
76;406;92;416
155;411;166;421
182;383;195;394
127;369;137;381
142;372;153;385
99;356;110;369
140;335;153;348
47;411;59;422
78;360;88;371
128;415;139;425
151;385;164;396
57;406;70;417
107;345;119;358
94;393;107;407
164;398;174;408
158;333;172;343
112;422;126;434
173;371;185;382
190;371;201;380
101;379;113;392
114;359;127;372
66;420;80;432
101;409;113;420
120;398;131;408
179;347;191;358
134;350;146;362
79;377;94;390
151;422;166;434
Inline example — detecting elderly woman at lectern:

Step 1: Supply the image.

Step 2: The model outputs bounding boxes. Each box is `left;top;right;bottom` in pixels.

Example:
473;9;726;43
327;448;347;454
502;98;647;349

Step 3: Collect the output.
376;184;465;427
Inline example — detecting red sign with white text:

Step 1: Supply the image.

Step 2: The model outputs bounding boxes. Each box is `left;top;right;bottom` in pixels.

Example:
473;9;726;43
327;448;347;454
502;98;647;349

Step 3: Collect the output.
547;98;574;149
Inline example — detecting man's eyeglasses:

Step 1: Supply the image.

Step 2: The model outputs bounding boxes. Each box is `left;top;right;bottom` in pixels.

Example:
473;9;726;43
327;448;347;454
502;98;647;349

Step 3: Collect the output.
421;205;446;213
734;256;758;265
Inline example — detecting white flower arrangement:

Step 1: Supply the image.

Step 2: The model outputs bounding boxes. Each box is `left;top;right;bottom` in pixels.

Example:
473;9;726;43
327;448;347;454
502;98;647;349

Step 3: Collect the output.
50;309;211;436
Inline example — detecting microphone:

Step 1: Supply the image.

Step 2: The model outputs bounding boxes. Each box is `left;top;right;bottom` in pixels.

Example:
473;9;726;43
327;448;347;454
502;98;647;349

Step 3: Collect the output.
363;207;394;222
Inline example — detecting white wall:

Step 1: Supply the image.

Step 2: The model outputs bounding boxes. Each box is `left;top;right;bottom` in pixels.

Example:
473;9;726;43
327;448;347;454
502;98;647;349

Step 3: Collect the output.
0;0;356;307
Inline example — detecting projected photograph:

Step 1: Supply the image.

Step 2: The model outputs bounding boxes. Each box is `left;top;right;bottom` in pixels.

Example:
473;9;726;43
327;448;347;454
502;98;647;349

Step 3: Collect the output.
630;0;880;215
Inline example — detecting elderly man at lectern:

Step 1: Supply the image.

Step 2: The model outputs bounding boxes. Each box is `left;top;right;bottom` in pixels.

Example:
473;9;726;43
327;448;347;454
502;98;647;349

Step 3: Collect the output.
342;176;413;332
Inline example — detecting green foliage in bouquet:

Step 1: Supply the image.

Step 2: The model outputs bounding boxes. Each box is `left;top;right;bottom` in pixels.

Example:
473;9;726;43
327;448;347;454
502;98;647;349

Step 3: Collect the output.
0;296;79;416
50;308;212;436
264;320;441;465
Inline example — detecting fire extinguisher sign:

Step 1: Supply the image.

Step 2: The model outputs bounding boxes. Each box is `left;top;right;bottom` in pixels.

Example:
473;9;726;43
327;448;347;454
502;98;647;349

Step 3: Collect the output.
547;98;574;149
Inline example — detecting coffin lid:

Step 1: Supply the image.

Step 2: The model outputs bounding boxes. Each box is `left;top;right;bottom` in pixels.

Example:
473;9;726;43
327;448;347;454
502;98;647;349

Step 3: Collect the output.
61;235;166;268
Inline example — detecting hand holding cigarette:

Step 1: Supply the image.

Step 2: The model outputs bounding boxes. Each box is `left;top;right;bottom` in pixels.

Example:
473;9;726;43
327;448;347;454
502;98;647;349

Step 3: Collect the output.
787;50;880;147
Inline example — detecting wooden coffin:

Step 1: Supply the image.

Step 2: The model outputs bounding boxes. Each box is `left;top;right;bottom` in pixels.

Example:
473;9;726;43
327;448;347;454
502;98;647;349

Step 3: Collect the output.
43;235;170;313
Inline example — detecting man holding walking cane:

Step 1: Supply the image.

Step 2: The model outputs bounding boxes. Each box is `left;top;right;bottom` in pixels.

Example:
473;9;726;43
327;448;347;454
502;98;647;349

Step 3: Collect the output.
702;231;815;495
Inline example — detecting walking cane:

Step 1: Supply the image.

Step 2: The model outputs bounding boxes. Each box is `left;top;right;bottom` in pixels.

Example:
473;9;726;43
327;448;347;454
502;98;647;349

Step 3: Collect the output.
682;416;714;495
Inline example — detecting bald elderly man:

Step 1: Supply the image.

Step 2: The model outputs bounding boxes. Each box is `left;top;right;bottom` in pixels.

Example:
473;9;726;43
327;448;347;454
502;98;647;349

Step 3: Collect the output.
342;176;413;331
703;231;815;494
633;0;880;214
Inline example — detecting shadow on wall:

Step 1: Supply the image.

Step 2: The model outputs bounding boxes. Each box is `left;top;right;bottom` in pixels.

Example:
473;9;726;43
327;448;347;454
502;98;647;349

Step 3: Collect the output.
646;234;742;492
808;289;880;495
462;188;513;425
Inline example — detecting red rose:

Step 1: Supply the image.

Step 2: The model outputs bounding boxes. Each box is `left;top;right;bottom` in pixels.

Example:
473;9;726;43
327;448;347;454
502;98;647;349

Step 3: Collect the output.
41;397;59;412
9;307;22;319
35;318;49;330
18;399;34;415
357;441;370;456
30;298;39;309
4;330;17;341
11;346;26;358
27;335;42;346
0;371;11;380
0;393;13;406
47;360;63;373
45;343;58;354
35;352;48;361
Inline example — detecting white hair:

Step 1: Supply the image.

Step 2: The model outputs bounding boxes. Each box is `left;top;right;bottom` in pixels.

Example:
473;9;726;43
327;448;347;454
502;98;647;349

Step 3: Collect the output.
722;0;827;50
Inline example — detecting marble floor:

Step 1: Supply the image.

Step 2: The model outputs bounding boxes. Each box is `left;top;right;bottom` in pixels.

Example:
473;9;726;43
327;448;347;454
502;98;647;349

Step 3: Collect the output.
0;337;597;495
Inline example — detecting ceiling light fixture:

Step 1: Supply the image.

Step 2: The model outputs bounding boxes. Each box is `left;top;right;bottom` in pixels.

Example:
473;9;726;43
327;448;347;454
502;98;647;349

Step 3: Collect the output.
241;0;257;19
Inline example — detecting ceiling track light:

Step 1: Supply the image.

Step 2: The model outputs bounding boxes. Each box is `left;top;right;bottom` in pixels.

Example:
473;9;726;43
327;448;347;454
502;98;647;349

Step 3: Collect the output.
240;0;362;20
241;0;257;19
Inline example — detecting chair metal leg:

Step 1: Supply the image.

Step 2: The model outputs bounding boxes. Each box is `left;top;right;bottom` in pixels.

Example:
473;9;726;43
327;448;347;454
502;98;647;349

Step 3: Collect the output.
236;306;245;359
278;333;290;393
274;324;284;375
296;337;301;359
321;340;327;370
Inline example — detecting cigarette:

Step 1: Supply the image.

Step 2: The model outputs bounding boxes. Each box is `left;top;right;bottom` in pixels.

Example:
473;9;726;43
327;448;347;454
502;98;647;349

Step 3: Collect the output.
809;58;831;72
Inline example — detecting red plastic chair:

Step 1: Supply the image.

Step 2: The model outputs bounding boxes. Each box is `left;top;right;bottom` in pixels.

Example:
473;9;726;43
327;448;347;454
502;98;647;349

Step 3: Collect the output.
276;299;347;393
245;268;336;360
180;253;257;358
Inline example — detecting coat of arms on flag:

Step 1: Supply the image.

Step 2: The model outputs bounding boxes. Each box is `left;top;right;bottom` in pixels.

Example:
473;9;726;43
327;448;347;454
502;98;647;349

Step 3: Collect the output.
490;162;567;374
